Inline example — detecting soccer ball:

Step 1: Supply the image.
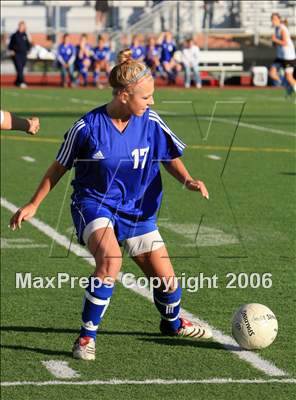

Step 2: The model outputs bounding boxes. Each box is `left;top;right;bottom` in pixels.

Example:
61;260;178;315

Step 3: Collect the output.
231;303;278;350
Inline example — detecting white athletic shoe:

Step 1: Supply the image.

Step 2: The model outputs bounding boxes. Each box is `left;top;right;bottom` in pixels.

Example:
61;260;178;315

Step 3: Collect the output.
72;336;96;360
160;317;212;340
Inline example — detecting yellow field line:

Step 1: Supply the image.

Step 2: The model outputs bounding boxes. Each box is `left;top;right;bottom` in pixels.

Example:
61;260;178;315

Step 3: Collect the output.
188;145;295;153
1;134;295;153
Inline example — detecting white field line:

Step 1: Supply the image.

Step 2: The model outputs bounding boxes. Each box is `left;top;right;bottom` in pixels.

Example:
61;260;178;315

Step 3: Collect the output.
159;222;238;247
253;94;296;103
21;156;36;163
0;197;288;377
199;116;296;138
41;361;80;379
155;109;295;138
1;378;295;387
207;154;222;160
1;238;48;249
6;91;100;106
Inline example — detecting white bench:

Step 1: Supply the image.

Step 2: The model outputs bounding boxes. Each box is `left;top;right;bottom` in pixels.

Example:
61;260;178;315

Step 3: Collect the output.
198;50;244;87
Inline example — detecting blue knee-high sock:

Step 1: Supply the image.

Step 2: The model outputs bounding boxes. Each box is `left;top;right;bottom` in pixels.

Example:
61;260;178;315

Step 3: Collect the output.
93;71;99;83
153;285;182;331
81;69;88;85
80;278;114;339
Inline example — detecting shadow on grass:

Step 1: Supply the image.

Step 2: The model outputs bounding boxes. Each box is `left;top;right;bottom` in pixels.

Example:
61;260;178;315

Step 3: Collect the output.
0;344;72;357
138;337;226;350
0;325;161;337
280;172;296;176
1;326;242;352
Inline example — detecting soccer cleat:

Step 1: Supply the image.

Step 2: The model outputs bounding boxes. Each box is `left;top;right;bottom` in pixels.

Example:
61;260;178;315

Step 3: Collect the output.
72;336;96;360
160;317;213;340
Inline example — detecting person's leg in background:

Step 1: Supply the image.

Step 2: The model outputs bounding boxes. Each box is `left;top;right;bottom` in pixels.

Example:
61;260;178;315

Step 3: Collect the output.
192;64;202;88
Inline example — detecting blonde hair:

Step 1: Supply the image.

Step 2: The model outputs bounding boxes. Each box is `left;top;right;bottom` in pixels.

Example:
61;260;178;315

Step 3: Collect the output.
109;48;151;95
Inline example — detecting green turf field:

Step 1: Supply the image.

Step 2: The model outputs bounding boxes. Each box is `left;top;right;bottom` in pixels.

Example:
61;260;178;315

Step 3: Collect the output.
1;87;295;399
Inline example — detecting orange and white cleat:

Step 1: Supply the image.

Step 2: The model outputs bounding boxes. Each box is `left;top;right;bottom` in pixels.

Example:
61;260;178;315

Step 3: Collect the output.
72;336;96;361
160;317;212;340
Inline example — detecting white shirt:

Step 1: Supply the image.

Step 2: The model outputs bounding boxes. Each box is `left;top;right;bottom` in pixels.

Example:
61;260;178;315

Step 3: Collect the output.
181;45;200;67
275;24;295;60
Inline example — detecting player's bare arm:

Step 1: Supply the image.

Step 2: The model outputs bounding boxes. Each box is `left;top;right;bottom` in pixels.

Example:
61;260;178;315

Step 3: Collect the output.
163;157;209;199
1;110;40;134
10;161;67;230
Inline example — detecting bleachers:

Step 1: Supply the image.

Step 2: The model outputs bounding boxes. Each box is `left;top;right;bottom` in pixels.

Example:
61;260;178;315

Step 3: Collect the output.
0;5;46;33
240;0;296;35
1;0;295;36
66;7;96;33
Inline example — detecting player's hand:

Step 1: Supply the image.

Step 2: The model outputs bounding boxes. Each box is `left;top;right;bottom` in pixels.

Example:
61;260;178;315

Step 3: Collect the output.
185;179;209;200
26;117;40;135
271;34;277;43
9;203;37;230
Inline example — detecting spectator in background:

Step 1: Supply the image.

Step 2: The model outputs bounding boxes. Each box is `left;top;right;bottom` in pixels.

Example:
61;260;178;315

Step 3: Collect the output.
152;0;166;31
95;0;109;32
92;35;111;88
75;34;93;87
57;33;76;88
130;34;146;62
202;1;216;29
145;36;164;77
181;37;202;89
8;21;32;88
160;31;182;84
1;110;39;135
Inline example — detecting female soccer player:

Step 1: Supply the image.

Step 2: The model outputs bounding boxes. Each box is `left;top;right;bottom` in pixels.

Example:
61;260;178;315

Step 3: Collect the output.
160;31;182;84
57;33;76;88
92;35;111;88
10;49;212;361
269;13;296;95
75;34;93;87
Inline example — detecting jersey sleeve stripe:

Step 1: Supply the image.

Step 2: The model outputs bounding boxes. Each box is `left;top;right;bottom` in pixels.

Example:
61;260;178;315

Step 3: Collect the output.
57;120;84;165
56;120;85;166
149;116;185;150
149;110;186;148
149;110;186;146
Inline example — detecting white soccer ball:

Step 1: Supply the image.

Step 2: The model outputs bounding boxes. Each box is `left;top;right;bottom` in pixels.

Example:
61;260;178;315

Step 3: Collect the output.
232;303;278;350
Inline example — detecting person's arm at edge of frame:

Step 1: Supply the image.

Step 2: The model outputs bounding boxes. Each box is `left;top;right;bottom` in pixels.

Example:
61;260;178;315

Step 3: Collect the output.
1;110;40;135
162;157;209;200
9;161;68;230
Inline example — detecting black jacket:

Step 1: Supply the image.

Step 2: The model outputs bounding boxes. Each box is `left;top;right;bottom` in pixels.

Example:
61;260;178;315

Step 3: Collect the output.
8;31;31;55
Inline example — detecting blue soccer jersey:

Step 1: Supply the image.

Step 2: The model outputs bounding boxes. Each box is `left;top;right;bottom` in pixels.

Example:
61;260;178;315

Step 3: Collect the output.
57;43;76;65
56;106;186;219
130;45;146;60
161;41;176;63
93;46;110;61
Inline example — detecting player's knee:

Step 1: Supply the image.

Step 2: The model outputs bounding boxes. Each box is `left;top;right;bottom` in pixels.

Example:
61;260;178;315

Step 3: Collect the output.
94;255;122;279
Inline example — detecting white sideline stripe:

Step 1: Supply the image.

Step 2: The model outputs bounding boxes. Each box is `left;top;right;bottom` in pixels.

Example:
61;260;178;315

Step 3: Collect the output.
199;116;296;138
21;156;36;163
7;91;101;107
1;378;295;387
118;273;286;377
41;361;80;379
155;110;295;137
0;197;288;378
